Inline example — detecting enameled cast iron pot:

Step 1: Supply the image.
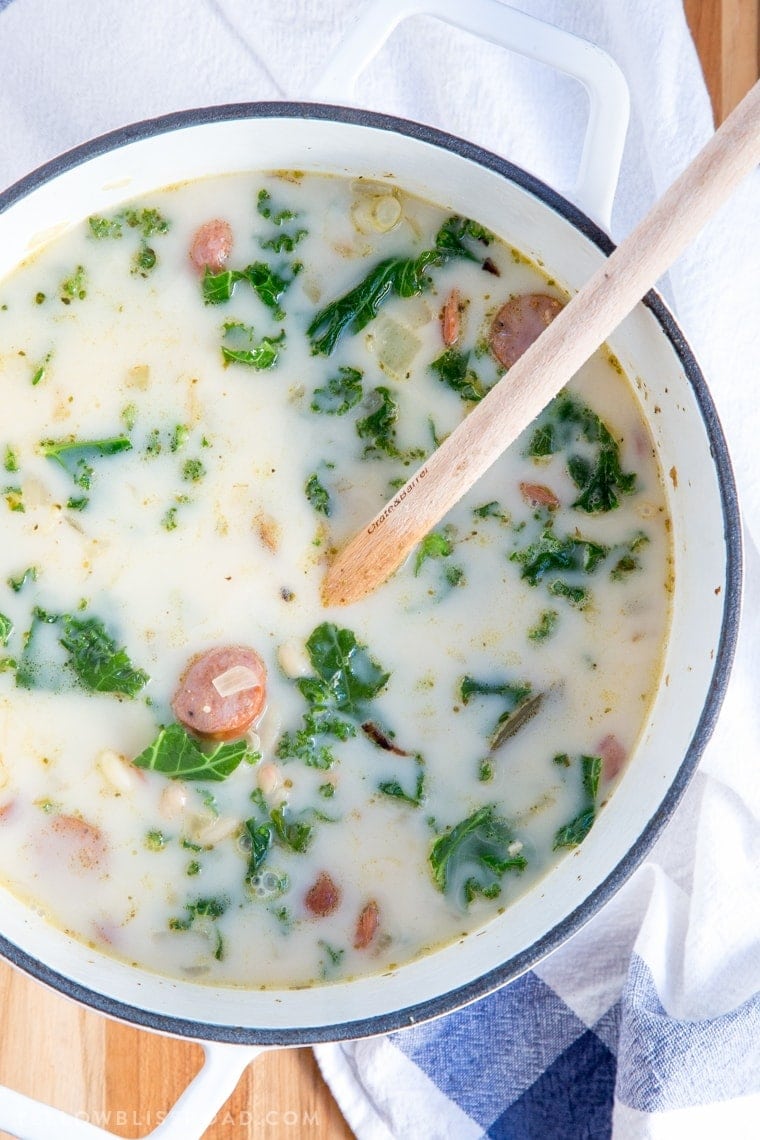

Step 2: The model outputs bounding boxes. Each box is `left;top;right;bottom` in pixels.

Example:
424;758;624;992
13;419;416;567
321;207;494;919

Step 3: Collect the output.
0;3;741;1136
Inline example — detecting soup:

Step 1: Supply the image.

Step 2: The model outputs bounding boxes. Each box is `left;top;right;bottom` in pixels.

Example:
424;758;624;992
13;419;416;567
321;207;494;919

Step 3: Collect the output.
0;171;671;987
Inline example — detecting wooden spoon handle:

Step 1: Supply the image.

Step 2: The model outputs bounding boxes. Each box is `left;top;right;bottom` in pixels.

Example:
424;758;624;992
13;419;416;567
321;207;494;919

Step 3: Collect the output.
323;80;760;607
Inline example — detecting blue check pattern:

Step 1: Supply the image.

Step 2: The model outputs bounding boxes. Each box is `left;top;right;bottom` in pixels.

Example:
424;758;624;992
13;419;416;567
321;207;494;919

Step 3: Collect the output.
386;955;760;1138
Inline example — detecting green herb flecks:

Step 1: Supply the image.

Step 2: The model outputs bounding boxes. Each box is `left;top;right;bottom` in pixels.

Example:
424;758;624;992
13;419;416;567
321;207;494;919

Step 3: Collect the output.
311;366;364;415
88;208;170;279
2;486;24;513
2;446;18;474
429;804;526;907
305;471;331;516
430;348;486;403
308;215;492;355
220;321;285;369
59;266;87;304
553;754;602;849
528;609;559;642
133;723;256;781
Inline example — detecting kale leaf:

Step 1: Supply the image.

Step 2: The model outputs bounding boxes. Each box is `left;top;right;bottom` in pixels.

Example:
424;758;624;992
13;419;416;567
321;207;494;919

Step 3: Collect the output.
429;348;486;403
305;472;331;516
307;215;491;355
510;525;608;586
525;394;636;512
57;614;149;696
220;321;285;369
277;624;390;770
133;723;256;781
311;366;364;415
429;804;526;906
553;753;603;849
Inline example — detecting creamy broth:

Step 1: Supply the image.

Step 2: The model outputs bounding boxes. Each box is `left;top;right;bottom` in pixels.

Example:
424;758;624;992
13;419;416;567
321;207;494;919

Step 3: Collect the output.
0;172;671;987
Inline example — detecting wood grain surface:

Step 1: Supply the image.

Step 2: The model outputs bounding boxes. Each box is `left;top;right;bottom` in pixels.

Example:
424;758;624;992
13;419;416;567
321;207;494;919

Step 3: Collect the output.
0;5;756;1138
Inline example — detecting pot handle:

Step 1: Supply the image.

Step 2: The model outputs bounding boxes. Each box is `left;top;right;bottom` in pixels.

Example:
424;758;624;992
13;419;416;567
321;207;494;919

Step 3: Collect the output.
309;0;629;230
0;1042;264;1140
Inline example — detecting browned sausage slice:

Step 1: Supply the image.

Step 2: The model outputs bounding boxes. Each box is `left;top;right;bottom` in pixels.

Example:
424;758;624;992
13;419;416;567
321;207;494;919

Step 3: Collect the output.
304;871;341;917
520;481;560;509
189;219;234;274
171;646;267;741
354;900;379;949
490;293;563;369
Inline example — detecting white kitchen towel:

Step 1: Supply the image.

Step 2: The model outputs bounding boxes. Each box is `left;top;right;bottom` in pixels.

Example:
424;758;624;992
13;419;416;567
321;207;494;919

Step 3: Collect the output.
0;2;758;1138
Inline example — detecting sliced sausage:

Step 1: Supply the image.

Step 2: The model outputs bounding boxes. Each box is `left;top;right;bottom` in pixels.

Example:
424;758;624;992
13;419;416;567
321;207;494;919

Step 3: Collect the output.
171;646;267;741
441;288;461;347
189;219;234;274
45;814;107;872
598;733;627;780
490;293;563;369
354;900;379;949
304;871;341;917
520;481;560;509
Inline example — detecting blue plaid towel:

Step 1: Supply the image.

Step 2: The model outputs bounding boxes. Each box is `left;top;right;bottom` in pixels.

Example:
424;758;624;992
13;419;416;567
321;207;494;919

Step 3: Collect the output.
1;2;758;1138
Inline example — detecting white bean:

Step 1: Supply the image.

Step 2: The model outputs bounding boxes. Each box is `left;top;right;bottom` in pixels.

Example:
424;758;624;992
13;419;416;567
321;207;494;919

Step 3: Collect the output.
257;762;280;796
192;814;240;848
159;781;189;820
97;749;138;795
276;640;311;679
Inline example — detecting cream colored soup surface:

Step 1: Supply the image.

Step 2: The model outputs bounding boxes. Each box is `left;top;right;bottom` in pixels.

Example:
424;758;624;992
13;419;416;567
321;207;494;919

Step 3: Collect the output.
0;172;671;988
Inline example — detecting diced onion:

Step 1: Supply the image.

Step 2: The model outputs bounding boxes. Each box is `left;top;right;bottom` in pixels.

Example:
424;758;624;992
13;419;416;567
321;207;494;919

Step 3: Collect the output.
211;665;261;697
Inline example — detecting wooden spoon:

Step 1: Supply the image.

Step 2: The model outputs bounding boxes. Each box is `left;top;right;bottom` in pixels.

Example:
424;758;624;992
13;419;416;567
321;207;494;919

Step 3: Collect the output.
322;79;760;607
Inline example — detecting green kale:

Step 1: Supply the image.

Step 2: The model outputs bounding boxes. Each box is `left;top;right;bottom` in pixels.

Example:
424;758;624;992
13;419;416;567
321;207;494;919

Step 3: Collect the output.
305;472;331;516
414;530;453;575
88;215;123;239
553;754;603;849
3;486;24;512
510;525;608;586
59;266;87;303
123;208;170;238
220;321;285;369
305;623;389;715
356;386;400;457
181;458;206;483
430;348;486;402
527;609;559;642
311;366;364;415
133;723;256;781
307;215;491;355
57;613;149;696
429;804;526;906
0;613;12;647
7;566;37;593
610;532;650;580
256;188;297;225
40;434;132;508
202;261;299;320
168;895;228;960
460;676;536;749
526;394;636;513
377;755;425;806
3;446;18;473
270;804;313;853
277;624;390;770
131;242;157;277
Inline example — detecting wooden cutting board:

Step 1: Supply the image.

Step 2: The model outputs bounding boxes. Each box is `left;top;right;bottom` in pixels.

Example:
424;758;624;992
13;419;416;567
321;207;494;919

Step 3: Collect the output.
0;4;755;1136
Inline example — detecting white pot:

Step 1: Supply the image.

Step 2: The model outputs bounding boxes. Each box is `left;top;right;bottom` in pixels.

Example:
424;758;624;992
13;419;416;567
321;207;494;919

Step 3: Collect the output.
0;3;741;1137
